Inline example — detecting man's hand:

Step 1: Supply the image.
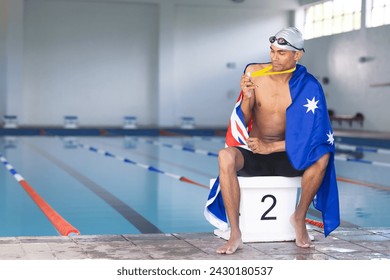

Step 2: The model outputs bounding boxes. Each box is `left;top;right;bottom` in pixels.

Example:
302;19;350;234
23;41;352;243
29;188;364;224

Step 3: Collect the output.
240;73;256;98
246;137;272;154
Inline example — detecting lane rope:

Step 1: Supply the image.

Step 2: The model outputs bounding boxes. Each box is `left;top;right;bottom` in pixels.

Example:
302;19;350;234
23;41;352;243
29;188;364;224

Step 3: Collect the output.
337;176;390;191
77;142;209;189
193;136;225;143
305;218;324;229
136;138;218;157
336;143;390;155
334;154;390;168
0;155;80;236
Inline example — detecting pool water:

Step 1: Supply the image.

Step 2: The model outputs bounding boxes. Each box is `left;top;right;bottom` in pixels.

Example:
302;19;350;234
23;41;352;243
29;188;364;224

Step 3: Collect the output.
0;135;389;237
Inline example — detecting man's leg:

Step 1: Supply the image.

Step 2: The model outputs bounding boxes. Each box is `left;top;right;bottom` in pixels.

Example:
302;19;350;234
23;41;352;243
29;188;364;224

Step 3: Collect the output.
216;147;245;254
290;153;330;248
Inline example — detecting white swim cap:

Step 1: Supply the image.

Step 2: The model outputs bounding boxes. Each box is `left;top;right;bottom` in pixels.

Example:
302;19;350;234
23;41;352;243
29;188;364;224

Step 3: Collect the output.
269;27;305;52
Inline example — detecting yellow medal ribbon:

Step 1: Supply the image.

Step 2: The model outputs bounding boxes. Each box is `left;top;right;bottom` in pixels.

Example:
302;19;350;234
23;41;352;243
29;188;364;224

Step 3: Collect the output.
249;65;296;77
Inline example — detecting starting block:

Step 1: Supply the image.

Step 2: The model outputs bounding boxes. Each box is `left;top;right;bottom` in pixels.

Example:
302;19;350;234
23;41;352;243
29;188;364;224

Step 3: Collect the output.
180;116;195;129
123;116;138;129
64;115;79;129
211;176;302;243
3;115;18;128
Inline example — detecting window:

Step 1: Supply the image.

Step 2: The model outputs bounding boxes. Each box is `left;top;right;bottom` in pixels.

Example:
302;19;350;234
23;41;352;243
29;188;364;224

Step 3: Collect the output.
366;0;390;27
303;0;362;39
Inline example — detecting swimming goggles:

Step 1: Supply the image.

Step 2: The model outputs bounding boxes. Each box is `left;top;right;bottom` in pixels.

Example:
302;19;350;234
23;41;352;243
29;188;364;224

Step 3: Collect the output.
269;36;305;52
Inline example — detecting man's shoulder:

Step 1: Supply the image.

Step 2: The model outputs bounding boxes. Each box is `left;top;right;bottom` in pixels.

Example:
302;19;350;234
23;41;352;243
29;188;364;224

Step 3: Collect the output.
243;62;270;74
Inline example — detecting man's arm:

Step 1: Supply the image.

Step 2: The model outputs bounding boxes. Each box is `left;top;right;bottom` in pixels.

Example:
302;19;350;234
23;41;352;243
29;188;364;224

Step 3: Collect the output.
240;92;255;125
240;69;256;125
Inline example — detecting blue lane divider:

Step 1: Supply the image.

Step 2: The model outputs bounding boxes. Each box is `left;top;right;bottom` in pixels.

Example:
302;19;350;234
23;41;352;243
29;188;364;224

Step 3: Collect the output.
336;143;390;155
0;155;25;183
136;138;218;157
334;154;390;168
193;136;225;143
334;143;390;167
77;142;208;188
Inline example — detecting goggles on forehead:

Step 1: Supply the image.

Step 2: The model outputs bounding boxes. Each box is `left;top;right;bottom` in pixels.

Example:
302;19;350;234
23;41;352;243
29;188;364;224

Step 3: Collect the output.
269;36;305;52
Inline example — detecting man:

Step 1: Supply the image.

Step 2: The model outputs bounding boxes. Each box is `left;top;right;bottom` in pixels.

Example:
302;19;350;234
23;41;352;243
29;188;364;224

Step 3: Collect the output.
204;27;340;255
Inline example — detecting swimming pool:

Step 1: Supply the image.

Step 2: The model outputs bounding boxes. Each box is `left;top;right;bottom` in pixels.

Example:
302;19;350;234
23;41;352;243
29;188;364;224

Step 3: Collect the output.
0;134;389;237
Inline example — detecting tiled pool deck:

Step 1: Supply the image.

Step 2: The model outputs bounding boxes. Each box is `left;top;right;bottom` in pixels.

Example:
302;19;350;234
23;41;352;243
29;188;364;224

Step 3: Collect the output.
1;227;390;260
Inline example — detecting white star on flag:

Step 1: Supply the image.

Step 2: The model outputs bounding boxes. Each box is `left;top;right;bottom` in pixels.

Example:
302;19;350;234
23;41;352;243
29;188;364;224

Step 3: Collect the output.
327;131;334;145
304;97;319;114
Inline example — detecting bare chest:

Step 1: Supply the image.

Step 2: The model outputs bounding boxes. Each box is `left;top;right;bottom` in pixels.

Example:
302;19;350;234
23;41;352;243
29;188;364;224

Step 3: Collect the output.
254;83;292;113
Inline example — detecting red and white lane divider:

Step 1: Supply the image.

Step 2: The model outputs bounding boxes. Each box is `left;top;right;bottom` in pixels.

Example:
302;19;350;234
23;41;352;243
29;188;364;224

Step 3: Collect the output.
78;143;209;189
0;155;80;236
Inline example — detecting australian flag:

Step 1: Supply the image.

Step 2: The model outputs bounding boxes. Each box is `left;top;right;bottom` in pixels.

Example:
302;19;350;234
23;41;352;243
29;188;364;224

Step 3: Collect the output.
204;64;340;237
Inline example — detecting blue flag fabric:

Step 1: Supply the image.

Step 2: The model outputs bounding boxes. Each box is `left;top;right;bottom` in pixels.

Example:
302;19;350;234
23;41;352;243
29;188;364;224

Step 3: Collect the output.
204;64;340;237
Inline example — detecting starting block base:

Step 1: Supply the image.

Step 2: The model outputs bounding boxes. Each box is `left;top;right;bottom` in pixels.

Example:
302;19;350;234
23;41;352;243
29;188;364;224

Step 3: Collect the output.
211;176;302;243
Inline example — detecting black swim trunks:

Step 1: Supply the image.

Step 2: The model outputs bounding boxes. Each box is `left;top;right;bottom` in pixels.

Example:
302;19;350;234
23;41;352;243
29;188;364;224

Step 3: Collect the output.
235;146;304;177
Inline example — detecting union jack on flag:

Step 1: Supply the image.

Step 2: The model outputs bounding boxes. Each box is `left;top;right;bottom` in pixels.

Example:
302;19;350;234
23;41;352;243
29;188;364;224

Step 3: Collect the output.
225;91;250;148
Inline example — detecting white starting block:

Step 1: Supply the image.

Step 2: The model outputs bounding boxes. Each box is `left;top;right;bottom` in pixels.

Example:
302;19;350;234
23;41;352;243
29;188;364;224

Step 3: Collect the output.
64;115;79;129
3;115;18;128
180;116;195;129
211;176;302;243
123;116;138;129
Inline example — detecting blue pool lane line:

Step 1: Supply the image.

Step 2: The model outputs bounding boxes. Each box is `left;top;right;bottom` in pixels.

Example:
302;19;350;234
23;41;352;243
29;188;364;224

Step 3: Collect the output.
340;157;390;167
334;154;390;168
137;138;218;157
78;143;209;189
334;143;390;167
336;143;390;155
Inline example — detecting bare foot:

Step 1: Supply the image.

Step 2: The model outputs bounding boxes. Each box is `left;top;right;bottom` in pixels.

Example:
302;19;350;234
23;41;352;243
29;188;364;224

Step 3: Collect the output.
290;214;314;248
216;237;243;255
